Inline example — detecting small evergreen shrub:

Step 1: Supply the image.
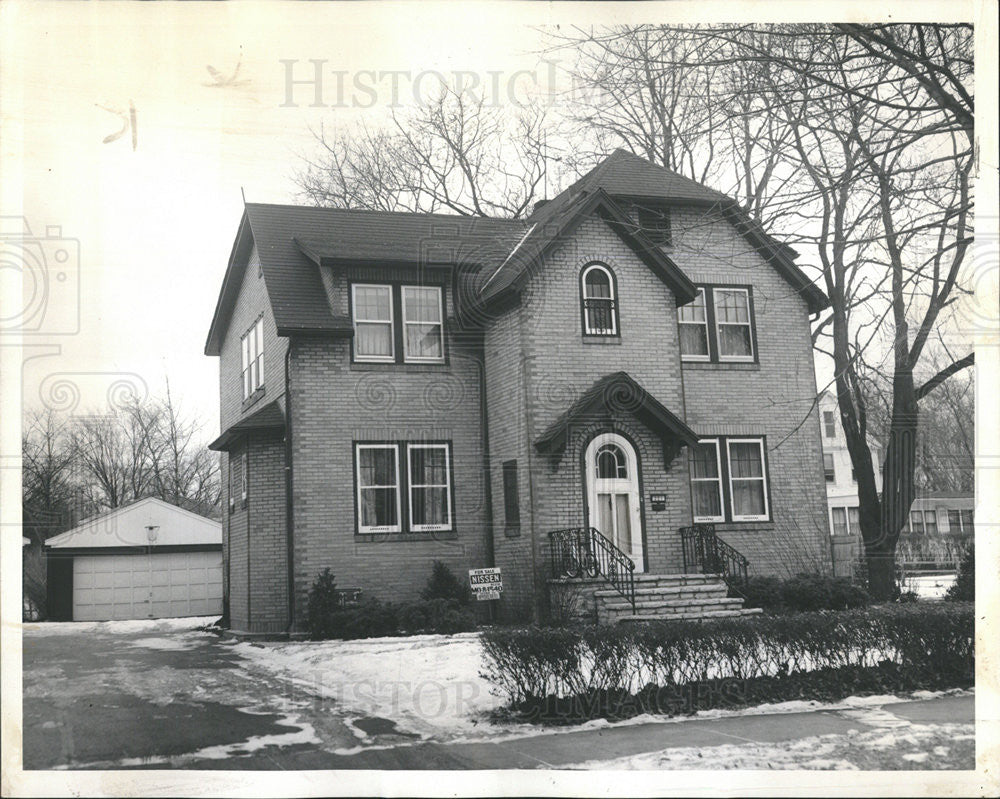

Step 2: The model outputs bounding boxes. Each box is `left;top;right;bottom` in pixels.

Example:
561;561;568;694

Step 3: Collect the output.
740;573;870;612
307;568;341;639
421;560;472;605
946;541;974;602
480;603;973;724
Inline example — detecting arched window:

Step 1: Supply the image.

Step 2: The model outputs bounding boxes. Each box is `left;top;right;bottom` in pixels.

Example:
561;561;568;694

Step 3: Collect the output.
580;263;619;336
595;443;628;479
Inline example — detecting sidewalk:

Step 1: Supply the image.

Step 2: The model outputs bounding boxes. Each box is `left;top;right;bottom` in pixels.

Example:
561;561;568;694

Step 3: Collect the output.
184;693;974;770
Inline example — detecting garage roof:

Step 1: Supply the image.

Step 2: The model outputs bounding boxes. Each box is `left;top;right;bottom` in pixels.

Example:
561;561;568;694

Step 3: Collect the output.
45;498;221;550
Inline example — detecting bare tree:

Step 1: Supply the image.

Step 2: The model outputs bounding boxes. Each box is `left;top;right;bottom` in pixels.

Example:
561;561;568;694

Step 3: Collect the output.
296;86;552;218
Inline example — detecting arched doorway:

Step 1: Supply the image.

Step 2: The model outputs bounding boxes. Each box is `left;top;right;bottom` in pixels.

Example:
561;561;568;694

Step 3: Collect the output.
584;433;644;571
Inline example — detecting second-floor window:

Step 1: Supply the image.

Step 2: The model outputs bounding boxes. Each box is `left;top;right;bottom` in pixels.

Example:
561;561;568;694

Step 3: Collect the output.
580;263;619;336
824;453;836;483
352;283;445;364
679;285;756;363
241;317;264;400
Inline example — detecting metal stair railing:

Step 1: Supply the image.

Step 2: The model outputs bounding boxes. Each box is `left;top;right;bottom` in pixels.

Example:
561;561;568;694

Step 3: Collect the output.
548;527;636;612
679;524;749;596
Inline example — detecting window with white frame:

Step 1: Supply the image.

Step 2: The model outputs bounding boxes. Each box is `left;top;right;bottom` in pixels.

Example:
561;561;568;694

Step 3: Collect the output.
690;440;724;522
352;284;395;362
714;288;754;360
678;288;710;360
407;443;452;531
580;263;619;336
241;316;264;400
355;444;401;532
924;510;938;535
909;510;924;534
678;285;756;362
402;286;444;362
831;507;848;537
948;508;975;534
689;436;770;522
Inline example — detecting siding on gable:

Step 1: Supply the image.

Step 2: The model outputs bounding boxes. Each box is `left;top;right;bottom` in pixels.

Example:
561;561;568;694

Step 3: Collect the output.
219;244;289;432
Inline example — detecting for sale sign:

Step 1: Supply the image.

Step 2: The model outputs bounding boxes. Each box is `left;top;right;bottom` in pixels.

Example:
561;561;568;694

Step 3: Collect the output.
469;567;503;601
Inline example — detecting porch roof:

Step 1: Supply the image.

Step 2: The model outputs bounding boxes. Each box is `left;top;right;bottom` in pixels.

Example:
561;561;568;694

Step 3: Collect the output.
534;371;699;469
208;399;285;452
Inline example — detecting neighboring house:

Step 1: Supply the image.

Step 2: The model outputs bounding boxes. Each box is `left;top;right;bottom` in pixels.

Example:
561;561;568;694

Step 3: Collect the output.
205;149;833;634
45;497;223;622
819;391;973;574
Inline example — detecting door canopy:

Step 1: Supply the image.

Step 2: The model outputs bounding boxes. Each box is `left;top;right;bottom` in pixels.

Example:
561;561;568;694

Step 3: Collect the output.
534;371;699;470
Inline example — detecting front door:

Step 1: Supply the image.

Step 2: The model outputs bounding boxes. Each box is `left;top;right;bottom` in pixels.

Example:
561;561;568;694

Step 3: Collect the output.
585;433;644;571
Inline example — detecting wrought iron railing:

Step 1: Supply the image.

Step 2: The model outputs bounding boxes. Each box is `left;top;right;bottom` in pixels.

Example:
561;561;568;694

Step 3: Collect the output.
679;524;749;596
583;298;617;334
548;527;636;611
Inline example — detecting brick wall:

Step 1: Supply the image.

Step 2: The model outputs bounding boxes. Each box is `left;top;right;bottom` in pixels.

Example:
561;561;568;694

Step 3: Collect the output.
669;206;830;575
287;271;490;628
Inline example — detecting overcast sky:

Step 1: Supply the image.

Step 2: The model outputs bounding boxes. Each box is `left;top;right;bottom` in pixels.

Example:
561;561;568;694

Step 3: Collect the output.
2;1;988;443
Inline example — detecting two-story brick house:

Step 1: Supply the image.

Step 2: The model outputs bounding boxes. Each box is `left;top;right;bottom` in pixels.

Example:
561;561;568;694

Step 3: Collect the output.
205;149;833;634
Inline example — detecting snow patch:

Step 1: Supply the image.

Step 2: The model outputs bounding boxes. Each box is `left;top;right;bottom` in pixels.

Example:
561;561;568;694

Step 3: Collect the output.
23;616;217;637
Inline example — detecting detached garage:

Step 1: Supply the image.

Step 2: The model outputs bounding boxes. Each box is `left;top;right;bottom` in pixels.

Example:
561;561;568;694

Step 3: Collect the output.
46;498;223;622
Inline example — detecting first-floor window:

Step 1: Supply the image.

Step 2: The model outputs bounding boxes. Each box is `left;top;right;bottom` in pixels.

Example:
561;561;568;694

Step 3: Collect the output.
909;510;925;534
690;440;724;522
408;444;452;531
831;507;848;537
689;436;770;523
848;506;860;534
356;444;401;532
727;439;768;520
240;451;249;507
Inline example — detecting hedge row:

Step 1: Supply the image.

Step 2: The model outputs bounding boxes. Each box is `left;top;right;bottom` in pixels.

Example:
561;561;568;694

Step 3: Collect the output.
738;573;870;612
479;604;973;724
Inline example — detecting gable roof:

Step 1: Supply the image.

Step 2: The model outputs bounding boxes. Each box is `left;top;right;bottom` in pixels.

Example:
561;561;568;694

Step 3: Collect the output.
535;371;699;469
526;149;828;314
208;398;286;452
478;188;697;306
45;497;221;549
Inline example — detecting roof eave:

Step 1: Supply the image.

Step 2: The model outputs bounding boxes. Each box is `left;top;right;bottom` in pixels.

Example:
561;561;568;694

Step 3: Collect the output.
205;210;253;356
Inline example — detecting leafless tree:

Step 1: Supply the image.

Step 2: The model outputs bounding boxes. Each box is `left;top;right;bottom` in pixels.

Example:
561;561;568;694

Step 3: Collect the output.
295;86;553;218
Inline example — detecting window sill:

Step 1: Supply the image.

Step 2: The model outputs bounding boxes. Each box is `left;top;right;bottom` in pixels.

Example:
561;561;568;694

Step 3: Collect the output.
354;530;459;543
581;336;622;345
350;362;449;372
242;386;266;411
504;525;522;538
682;361;759;371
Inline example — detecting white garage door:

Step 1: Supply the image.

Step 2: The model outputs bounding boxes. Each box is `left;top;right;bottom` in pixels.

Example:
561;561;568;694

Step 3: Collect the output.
73;551;223;621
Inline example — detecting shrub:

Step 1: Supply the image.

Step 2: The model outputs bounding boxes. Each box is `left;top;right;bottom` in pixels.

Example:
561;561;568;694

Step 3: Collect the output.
305;567;477;640
946;541;974;602
307;568;341;640
739;573;870;612
479;603;973;724
421;560;471;605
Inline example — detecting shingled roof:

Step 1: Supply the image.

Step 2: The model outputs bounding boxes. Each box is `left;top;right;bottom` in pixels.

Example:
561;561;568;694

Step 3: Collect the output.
208;398;285;452
205;150;827;355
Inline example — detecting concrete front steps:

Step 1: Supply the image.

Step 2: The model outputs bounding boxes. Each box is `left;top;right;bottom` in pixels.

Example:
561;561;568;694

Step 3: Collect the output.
594;573;763;624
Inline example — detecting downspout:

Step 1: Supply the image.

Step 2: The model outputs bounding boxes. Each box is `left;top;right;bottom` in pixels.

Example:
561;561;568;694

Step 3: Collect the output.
284;343;296;634
476;329;496;568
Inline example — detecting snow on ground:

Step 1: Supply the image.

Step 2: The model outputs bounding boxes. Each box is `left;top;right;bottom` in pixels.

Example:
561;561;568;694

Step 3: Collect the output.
231;630;973;748
904;574;957;599
569;721;975;770
230;632;504;742
22;616;216;637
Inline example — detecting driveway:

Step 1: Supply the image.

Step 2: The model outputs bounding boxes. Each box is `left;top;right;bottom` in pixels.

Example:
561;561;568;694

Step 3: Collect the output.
21;619;976;770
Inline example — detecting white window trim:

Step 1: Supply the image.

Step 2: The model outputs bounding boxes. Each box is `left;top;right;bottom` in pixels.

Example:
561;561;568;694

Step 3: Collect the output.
823;410;836;438
352;284;396;363
240;317;265;400
581;263;618;336
691;438;725;523
355;444;402;533
831;506;848;537
401;286;445;363
823;453;836;483
240;451;249;503
714;287;755;362
407;443;453;532
679;288;711;362
726;438;770;522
